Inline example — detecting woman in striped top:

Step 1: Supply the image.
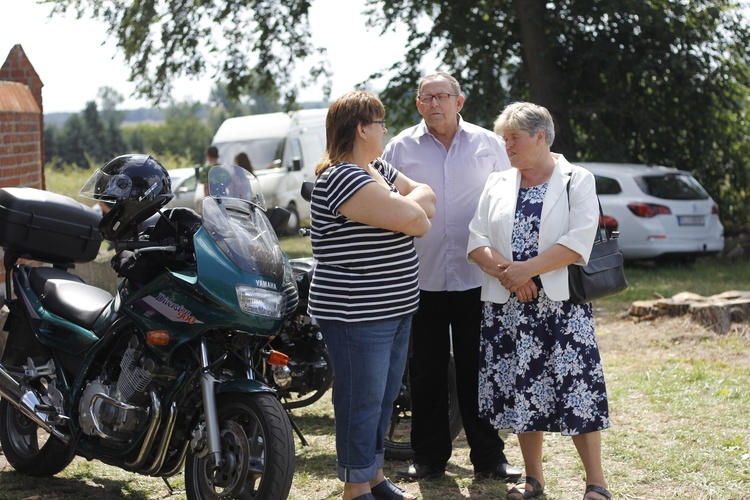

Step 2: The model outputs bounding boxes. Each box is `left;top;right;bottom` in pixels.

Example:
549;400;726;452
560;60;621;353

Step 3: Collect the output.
309;91;435;500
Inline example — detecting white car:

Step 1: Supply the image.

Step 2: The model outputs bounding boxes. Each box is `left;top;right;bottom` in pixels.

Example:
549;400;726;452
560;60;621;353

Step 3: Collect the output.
578;163;724;261
165;167;200;210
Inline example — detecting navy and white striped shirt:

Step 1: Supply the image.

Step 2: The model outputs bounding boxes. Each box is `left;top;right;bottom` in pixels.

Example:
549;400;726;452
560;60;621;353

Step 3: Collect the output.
308;161;420;322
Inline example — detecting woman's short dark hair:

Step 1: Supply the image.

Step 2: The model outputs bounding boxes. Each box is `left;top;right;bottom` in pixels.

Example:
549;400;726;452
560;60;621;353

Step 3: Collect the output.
315;91;385;175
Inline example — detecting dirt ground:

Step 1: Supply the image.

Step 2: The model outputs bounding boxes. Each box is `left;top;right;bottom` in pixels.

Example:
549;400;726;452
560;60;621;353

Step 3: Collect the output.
1;303;748;499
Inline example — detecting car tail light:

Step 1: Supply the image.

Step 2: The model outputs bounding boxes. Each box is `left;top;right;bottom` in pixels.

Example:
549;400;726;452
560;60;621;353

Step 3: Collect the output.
711;203;720;215
600;215;618;231
627;202;672;218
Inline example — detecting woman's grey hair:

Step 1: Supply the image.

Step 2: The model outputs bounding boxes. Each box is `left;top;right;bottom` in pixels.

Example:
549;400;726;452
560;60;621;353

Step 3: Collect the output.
494;102;555;145
417;72;461;96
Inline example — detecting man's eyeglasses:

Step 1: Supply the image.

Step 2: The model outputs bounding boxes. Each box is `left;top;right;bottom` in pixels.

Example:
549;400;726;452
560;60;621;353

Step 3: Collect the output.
371;119;387;129
417;92;459;104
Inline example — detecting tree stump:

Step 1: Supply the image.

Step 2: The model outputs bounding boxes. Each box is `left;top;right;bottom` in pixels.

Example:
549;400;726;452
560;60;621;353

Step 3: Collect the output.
627;291;750;334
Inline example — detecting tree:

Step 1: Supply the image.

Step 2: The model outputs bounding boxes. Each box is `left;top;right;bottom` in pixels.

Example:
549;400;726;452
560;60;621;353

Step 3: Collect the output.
205;81;283;135
97;87;128;160
97;86;125;125
373;0;750;230
130;101;212;164
81;101;107;162
49;0;331;106
48;0;750;228
56;113;88;168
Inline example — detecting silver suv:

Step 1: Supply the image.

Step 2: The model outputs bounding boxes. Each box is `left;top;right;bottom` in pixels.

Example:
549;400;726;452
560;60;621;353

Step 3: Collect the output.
579;163;724;261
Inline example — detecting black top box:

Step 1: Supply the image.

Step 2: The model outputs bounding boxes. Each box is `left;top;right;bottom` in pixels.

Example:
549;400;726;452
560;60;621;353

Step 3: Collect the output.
0;187;103;265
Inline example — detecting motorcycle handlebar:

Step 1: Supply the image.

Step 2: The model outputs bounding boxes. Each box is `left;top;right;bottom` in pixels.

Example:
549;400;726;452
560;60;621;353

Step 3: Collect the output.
113;241;177;253
134;246;177;257
114;240;158;251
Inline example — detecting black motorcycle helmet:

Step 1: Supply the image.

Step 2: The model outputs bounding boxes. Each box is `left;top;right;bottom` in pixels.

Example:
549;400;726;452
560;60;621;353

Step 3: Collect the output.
79;154;173;240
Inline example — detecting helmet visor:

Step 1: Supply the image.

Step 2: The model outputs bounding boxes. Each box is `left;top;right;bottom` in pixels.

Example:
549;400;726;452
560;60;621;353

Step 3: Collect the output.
79;170;133;203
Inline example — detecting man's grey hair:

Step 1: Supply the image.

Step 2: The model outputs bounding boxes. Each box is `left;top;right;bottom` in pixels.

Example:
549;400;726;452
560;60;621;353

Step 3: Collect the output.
494;102;555;145
417;72;462;96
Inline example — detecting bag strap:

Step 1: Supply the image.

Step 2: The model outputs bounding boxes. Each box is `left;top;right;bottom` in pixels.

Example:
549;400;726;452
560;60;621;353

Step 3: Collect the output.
565;172;616;243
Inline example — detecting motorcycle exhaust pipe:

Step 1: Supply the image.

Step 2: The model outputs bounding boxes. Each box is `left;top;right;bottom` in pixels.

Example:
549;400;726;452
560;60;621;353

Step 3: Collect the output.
0;362;71;445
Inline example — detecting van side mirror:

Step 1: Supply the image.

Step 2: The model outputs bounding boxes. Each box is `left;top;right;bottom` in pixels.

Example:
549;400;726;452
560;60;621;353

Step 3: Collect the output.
301;181;313;202
290;158;302;172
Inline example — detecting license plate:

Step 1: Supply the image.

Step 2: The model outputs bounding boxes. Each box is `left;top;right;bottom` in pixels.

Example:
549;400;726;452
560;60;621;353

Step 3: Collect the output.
678;215;705;226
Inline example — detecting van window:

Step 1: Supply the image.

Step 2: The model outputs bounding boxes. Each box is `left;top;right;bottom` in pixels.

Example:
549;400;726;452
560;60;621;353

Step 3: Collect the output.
218;139;285;171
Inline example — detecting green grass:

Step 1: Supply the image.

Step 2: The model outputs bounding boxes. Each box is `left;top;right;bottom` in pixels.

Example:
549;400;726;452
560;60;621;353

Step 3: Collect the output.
280;234;312;258
32;164;750;499
44;162;98;205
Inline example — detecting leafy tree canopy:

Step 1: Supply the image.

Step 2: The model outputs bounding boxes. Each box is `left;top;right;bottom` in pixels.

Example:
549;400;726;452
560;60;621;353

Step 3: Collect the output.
46;0;750;229
46;0;331;107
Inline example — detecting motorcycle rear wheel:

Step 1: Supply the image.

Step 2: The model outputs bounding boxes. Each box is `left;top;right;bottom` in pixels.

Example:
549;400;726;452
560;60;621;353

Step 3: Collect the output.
184;392;295;499
0;398;74;476
384;354;462;461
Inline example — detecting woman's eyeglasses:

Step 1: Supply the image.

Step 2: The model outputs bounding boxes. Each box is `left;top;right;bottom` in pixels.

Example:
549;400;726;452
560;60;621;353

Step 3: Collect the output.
371;120;387;129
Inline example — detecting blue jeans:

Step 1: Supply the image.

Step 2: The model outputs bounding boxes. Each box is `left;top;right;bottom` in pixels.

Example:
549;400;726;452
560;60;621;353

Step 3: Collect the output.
317;316;412;483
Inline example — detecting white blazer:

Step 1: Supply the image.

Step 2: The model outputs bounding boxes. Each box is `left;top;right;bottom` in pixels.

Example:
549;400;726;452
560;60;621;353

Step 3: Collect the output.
467;154;600;303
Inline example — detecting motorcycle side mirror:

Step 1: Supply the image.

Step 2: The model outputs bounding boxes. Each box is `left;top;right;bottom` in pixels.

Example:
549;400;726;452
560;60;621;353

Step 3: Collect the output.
300;181;313;202
266;206;291;236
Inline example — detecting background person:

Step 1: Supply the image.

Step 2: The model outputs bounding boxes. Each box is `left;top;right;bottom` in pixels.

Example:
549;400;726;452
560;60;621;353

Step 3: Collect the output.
309;90;436;500
233;152;254;175
381;71;521;483
466;102;611;500
194;145;220;211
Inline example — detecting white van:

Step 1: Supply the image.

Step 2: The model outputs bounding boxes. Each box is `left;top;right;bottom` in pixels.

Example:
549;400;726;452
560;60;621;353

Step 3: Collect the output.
211;108;328;234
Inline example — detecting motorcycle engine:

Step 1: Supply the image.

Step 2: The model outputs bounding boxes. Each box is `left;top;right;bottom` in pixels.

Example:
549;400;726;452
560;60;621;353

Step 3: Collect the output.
79;335;176;441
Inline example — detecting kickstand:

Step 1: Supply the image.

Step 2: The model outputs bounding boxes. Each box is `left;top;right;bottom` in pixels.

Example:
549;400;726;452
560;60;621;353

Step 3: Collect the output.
162;477;174;495
286;410;309;447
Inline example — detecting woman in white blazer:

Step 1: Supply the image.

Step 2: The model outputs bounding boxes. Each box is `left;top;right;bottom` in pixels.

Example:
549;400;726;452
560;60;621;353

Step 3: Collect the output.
466;102;612;500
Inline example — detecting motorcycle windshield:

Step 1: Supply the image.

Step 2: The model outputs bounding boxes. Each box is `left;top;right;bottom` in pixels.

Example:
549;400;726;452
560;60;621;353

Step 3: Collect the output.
202;166;283;278
207;164;266;211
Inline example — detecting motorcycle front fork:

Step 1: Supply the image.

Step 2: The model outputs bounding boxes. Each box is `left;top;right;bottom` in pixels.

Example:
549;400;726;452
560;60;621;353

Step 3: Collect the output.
199;339;223;469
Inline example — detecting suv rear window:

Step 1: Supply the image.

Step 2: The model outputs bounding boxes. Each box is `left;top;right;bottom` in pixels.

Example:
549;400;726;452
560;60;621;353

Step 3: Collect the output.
636;173;709;200
594;175;622;195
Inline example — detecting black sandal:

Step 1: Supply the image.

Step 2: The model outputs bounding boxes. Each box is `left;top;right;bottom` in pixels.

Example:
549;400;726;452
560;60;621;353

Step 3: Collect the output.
584;484;612;499
371;478;411;500
507;476;544;499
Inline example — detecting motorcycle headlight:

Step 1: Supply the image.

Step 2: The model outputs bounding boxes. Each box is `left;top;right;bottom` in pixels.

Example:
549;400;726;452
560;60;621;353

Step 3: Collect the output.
236;285;285;318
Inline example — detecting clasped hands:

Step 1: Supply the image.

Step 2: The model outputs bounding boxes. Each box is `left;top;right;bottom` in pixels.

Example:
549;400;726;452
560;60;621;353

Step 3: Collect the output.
497;261;538;303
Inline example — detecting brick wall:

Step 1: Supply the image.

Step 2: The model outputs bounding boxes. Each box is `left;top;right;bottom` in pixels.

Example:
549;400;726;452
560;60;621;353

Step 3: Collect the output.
0;44;45;294
0;83;43;188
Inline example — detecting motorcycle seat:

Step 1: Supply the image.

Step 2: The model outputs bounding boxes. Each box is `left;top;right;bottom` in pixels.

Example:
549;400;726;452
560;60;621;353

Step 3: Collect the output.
29;267;114;329
30;267;84;291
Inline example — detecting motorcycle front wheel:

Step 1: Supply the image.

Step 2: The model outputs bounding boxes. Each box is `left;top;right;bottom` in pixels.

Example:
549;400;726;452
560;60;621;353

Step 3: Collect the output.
184;392;295;499
384;354;462;461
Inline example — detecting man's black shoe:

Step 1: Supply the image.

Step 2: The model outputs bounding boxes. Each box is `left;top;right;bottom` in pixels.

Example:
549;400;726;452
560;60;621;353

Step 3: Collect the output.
396;463;445;481
474;462;523;482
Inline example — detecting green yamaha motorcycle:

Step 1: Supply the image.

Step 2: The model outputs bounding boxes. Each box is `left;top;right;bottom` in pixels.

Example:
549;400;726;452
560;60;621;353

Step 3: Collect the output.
0;160;297;498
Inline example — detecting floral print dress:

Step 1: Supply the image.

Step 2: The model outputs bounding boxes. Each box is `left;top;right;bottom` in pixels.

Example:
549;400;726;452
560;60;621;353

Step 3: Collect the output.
478;183;610;436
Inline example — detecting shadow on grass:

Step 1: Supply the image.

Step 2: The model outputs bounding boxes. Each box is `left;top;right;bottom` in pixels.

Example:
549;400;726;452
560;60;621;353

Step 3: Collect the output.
287;410;336;437
0;469;154;499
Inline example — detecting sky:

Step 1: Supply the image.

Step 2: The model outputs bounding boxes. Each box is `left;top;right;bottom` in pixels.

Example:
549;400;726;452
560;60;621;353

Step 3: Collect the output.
0;0;423;113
